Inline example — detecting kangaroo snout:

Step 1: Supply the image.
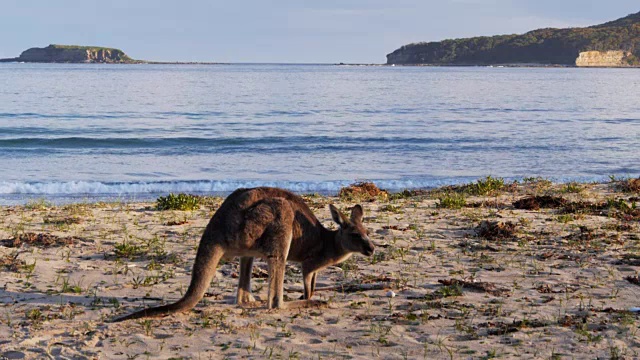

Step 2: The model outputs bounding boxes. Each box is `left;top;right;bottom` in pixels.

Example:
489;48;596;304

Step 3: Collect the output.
362;238;375;256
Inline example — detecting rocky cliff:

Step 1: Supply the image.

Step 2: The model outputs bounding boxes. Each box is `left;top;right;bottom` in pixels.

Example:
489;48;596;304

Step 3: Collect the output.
575;50;633;67
0;44;140;63
387;11;640;66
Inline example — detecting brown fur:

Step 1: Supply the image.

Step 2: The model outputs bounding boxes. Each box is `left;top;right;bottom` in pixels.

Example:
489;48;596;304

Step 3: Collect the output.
112;187;374;321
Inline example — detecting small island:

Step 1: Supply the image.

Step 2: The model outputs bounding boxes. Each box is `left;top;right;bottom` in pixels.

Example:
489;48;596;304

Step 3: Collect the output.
387;11;640;67
0;44;142;64
0;44;226;64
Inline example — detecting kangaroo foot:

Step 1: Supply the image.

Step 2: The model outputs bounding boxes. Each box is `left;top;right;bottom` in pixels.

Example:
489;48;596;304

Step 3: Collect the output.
267;295;287;309
235;289;256;304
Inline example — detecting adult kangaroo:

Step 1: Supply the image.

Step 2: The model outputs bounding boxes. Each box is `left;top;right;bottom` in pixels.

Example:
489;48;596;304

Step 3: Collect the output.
113;187;374;321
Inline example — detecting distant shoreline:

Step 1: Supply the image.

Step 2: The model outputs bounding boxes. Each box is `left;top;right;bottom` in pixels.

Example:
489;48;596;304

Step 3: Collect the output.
0;57;640;69
2;59;639;68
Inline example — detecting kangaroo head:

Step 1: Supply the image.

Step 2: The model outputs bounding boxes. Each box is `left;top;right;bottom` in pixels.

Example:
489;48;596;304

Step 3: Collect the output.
329;204;375;256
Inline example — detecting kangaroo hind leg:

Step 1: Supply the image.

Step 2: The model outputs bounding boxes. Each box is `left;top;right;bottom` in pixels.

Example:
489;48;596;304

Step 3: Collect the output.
236;256;256;304
301;262;319;300
267;249;290;309
261;198;294;309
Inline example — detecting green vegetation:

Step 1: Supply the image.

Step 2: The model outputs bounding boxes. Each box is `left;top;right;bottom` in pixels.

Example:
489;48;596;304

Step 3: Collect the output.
435;284;463;298
562;182;584;194
607;198;638;215
462;176;506;196
113;240;145;259
437;192;466;209
156;193;201;211
24;198;53;211
430;176;509;210
49;44;126;52
387;11;640;65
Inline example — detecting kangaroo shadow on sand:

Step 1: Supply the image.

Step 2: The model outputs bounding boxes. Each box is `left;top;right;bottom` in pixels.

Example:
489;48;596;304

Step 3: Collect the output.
0;286;328;321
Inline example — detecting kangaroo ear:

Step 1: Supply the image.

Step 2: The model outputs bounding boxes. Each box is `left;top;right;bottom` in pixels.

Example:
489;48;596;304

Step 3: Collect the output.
329;204;349;227
350;204;364;223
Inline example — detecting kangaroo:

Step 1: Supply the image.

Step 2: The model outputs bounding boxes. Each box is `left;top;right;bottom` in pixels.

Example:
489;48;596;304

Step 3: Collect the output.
112;187;374;321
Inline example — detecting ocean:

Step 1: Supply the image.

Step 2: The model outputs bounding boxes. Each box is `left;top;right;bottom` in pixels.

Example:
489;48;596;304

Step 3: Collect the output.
0;63;639;204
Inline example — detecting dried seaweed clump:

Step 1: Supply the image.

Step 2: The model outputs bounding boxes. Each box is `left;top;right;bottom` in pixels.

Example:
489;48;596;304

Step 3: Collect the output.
480;319;550;336
2;232;76;248
625;276;640;286
438;278;510;297
0;253;27;272
476;220;517;240
338;182;388;201
513;195;567;210
44;216;83;225
616;178;640;193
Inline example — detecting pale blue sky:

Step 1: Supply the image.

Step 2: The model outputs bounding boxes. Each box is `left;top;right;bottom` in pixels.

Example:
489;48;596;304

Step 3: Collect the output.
1;1;638;63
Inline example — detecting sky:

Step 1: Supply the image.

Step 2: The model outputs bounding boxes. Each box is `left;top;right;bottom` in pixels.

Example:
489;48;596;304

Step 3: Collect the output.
1;1;639;63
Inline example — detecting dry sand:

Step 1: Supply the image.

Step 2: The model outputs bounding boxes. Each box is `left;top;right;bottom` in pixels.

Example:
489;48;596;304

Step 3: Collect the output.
1;179;639;359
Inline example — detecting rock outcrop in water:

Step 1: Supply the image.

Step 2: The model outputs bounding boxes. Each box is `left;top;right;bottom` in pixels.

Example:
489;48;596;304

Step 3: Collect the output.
387;11;640;67
0;44;141;63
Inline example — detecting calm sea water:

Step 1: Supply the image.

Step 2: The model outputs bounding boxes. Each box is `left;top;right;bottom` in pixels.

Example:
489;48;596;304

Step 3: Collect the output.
0;63;639;204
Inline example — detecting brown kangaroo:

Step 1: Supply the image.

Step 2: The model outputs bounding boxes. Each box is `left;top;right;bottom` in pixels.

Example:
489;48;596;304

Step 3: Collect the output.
112;187;374;321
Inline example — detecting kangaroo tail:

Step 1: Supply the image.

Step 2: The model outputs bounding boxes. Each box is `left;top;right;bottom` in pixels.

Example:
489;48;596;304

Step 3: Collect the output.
111;240;224;322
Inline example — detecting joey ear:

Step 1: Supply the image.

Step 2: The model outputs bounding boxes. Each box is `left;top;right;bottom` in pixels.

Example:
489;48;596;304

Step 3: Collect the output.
329;204;349;227
350;204;364;223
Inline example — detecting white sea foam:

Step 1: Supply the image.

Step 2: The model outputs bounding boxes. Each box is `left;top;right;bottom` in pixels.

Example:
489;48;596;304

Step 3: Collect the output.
0;179;470;203
0;175;612;200
0;179;396;196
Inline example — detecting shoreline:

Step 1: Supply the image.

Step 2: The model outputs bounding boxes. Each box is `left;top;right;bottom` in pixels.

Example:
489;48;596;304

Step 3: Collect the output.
0;176;632;206
3;60;640;68
1;178;639;358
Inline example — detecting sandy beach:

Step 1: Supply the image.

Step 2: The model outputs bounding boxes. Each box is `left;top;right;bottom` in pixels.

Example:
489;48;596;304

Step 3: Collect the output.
1;178;639;359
